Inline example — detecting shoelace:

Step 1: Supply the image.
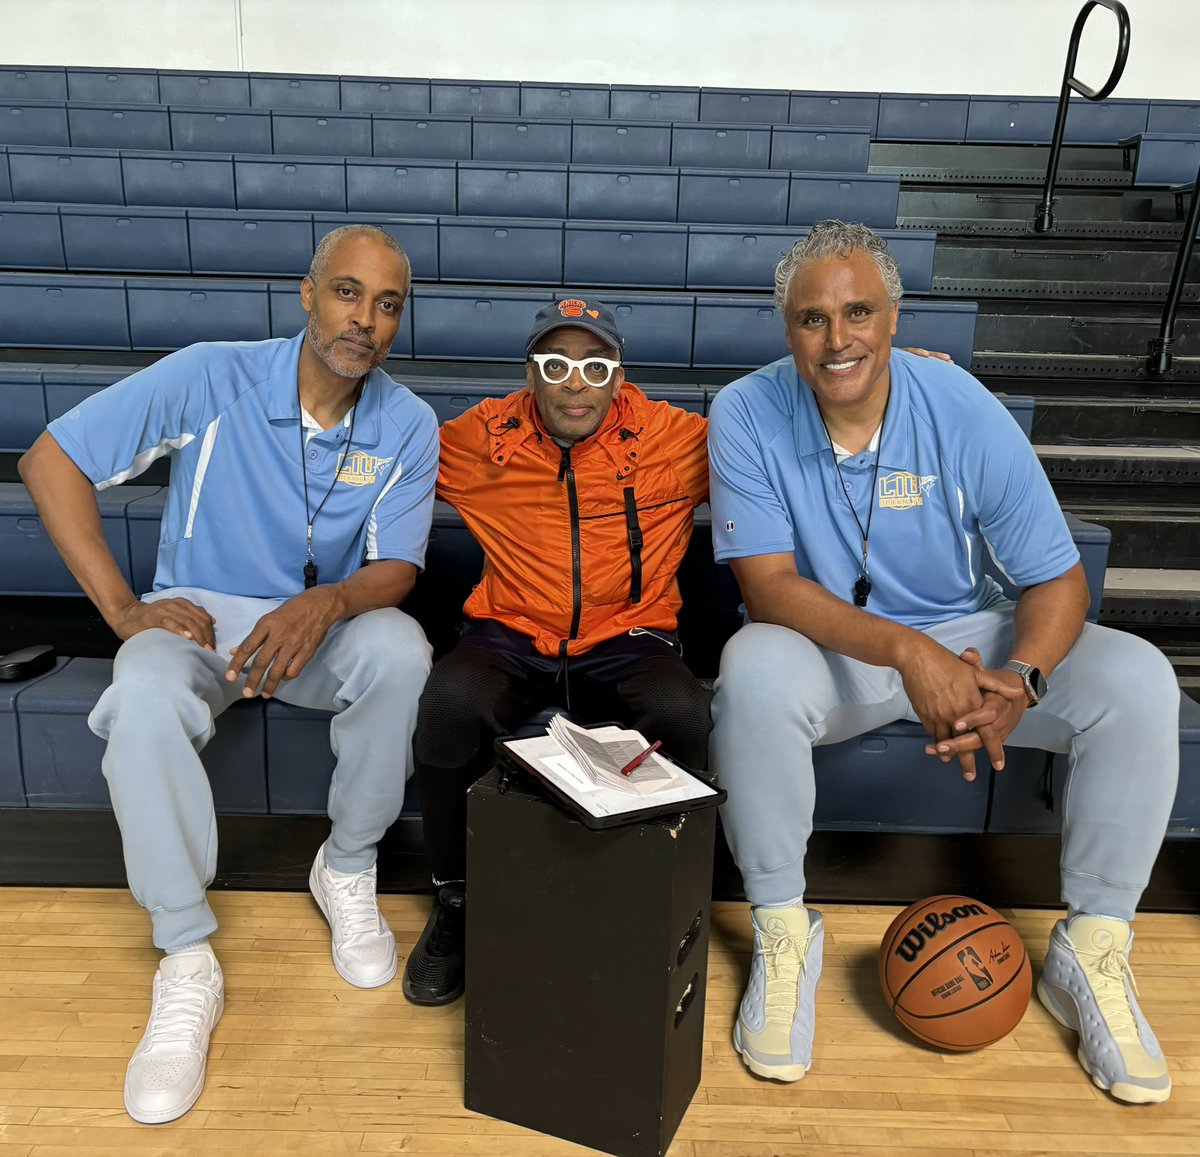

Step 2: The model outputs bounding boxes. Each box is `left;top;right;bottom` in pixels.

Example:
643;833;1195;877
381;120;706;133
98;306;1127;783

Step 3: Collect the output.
147;975;215;1047
1086;944;1141;1041
327;868;383;939
427;899;465;958
761;927;813;1018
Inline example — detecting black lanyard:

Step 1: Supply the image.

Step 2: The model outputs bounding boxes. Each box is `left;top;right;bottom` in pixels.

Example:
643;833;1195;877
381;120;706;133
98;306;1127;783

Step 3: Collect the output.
820;395;889;608
299;382;363;589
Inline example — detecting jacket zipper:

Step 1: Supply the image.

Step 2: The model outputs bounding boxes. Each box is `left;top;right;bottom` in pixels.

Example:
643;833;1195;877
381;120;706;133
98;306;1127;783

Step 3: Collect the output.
558;444;583;645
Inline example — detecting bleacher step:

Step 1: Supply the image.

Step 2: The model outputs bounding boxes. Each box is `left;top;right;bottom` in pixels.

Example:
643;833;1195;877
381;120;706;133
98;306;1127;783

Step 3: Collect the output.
1030;396;1200;444
1067;505;1200;570
899;187;1181;224
973;351;1200;381
900;217;1189;241
1100;568;1200;630
974;310;1200;359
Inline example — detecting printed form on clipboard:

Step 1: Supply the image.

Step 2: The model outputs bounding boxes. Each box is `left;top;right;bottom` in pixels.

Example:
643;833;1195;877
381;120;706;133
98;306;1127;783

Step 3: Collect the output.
497;715;722;825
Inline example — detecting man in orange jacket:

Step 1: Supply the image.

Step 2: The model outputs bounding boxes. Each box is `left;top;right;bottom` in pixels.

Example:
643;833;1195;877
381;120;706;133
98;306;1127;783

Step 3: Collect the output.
404;297;712;1005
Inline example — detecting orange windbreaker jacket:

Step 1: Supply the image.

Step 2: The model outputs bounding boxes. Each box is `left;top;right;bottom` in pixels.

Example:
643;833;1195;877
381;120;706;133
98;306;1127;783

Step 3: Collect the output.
437;384;709;658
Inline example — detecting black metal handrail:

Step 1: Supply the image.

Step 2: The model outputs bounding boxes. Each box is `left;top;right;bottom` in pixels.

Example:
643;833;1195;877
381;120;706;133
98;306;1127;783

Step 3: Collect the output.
1147;167;1200;376
1035;0;1131;233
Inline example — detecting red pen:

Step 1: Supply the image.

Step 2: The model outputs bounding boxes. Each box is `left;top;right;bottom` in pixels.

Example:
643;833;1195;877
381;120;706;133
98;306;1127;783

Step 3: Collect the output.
620;739;662;777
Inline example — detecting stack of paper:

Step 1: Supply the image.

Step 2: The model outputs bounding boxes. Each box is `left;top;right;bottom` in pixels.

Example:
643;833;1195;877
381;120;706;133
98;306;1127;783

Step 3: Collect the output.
548;716;679;795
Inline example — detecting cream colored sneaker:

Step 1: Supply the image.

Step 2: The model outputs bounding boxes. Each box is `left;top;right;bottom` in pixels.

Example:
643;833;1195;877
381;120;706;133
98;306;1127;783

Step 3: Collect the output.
734;906;824;1082
124;946;224;1124
309;841;397;989
1037;915;1171;1104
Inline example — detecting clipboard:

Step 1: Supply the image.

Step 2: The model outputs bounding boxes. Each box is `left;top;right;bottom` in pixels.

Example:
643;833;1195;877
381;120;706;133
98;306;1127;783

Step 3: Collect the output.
495;726;726;831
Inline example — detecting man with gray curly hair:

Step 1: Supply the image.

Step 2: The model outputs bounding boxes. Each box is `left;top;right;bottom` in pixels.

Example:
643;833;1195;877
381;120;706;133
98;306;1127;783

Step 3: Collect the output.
707;220;1178;1102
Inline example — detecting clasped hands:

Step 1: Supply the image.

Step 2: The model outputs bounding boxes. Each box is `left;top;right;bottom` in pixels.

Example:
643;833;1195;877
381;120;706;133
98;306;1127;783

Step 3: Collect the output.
110;588;340;698
902;641;1030;782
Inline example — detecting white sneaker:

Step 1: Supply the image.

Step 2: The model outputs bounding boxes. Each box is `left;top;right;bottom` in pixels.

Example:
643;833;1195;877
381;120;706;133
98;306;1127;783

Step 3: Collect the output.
124;946;224;1125
309;840;397;988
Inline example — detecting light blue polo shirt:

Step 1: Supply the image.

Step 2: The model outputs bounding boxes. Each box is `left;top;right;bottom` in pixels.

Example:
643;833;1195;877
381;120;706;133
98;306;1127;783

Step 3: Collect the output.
49;332;438;599
708;350;1079;630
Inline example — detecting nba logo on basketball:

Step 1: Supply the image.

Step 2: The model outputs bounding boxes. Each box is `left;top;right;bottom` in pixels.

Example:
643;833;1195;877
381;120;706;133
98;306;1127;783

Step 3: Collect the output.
957;945;994;992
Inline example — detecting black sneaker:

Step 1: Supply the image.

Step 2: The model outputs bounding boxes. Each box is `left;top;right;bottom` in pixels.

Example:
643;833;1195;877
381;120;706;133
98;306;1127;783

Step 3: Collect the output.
402;885;466;1006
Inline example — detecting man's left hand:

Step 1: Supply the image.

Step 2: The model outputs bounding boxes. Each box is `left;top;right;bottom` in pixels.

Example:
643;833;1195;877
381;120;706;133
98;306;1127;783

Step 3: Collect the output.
225;586;342;698
924;648;1027;770
903;347;954;363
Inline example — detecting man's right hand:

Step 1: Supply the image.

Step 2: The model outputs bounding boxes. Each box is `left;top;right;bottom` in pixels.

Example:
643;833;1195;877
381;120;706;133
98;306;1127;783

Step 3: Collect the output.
897;636;989;781
109;598;216;650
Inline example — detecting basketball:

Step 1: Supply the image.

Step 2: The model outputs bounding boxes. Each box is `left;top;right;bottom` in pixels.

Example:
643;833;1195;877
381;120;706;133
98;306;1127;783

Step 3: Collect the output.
878;894;1031;1051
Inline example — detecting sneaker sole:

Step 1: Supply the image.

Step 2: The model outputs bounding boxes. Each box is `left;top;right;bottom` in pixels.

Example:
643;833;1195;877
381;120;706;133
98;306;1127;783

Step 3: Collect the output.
124;992;224;1125
733;1022;810;1083
308;864;398;990
1036;977;1171;1105
401;973;464;1007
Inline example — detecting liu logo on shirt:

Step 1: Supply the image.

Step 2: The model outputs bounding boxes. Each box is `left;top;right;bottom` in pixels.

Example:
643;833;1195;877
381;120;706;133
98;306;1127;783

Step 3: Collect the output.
877;471;938;511
337;451;394;487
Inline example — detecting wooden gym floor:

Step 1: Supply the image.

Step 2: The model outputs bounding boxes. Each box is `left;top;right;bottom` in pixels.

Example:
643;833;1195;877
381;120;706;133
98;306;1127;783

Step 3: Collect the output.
0;888;1197;1156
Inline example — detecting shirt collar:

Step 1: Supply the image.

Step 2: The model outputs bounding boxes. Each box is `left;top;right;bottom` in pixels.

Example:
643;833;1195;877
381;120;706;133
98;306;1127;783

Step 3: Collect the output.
267;330;386;447
792;351;913;470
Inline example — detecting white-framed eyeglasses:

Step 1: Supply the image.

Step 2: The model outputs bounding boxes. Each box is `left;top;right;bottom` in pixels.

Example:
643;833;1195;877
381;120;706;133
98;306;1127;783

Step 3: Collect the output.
529;352;622;388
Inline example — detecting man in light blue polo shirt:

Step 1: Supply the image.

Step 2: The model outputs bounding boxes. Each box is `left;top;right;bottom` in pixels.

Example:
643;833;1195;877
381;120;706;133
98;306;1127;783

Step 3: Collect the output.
708;220;1179;1103
18;226;437;1125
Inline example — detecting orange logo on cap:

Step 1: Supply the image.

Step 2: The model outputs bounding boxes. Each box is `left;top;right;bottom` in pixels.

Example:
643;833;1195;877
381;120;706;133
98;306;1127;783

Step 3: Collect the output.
556;298;587;318
585;309;599;318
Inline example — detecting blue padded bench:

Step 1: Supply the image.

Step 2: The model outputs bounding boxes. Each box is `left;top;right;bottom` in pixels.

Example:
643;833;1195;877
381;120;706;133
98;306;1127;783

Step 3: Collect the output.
61;204;191;273
571;120;671;168
0;200;62;267
472;117;572;165
314;211;439;280
158;70;252;108
967;96;1149;145
340;76;430;116
127;277;271;349
677;168;789;225
66;68;158;105
431;80;519;117
169;106;272;154
438;217;564;284
520;83;609;120
42;364;128;424
670;124;771;171
272;111;372;158
122;150;235;208
789;91;879;133
233;153;346;211
1148;100;1200;136
372;114;471;161
1121;133;1200;187
0;658;63;806
0;100;69;147
346;158;457;215
0;67;68;102
565;221;689;288
188;208;315;277
877;94;970;142
7;145;125;204
609;86;700;123
248;73;340;112
0;363;48;451
457;161;568;218
67;102;171;151
0;272;130;348
698;88;790;126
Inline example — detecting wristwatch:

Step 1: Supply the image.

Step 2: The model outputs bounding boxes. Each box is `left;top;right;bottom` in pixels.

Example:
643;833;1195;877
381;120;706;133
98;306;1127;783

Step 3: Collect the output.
1003;660;1047;707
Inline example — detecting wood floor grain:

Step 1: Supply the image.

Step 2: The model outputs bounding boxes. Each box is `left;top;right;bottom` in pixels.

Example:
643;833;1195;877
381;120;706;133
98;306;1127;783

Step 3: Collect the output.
0;888;1196;1156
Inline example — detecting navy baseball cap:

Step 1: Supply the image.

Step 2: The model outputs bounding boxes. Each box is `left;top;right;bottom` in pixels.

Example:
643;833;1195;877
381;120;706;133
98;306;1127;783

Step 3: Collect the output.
525;297;625;357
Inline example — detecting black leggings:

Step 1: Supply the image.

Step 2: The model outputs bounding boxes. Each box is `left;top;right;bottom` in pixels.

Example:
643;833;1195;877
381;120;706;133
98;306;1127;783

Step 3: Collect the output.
412;621;712;884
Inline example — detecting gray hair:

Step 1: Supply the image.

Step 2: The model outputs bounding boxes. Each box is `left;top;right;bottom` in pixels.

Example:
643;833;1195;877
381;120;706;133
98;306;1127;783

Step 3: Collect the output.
773;220;904;314
307;224;409;286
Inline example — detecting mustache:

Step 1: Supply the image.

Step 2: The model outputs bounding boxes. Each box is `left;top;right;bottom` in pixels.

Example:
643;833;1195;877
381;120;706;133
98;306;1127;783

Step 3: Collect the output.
335;327;374;347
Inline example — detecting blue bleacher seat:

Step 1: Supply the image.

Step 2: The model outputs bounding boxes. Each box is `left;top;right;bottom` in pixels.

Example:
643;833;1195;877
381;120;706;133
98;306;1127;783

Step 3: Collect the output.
273;111;372;157
438;217;563;285
787;173;900;227
564;221;688;288
158;70;251;108
877;93;969;141
234;153;346;211
188;209;314;276
42;365;125;423
66;68;158;105
457;162;568;219
66;103;171;151
430;79;519;117
610;86;700;123
692;295;978;370
411;286;552;360
126;277;270;350
0;482;156;593
126;488;164;595
264;701;339;813
570;120;672;167
249;73;340;111
407;377;518;425
8;145;123;204
472;118;573;164
1;661;66;805
0;273;129;348
520;83;609;119
966;96;1057;144
169;106;272;154
17;656;269;811
0;147;9;199
0;67;67;102
313;212;438;280
769;126;871;172
567;165;679;222
0;101;69;147
677;168;789;225
671;124;771;170
372;114;472;161
699;88;790;125
267;280;308;339
346;158;457;215
1066;98;1148;144
340;76;430;115
604;293;695;367
0;364;47;452
60;205;190;273
1148;101;1200;135
637;384;705;414
1125;133;1200;186
789;91;879;133
122;150;235;208
0;202;64;269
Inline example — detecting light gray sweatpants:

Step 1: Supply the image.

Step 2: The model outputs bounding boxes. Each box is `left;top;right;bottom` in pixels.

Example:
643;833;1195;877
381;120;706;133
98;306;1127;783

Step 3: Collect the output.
711;605;1179;921
89;587;433;950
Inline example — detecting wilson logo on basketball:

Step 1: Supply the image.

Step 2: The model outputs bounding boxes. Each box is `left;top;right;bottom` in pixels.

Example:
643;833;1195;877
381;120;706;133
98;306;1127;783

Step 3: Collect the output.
893;902;987;963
